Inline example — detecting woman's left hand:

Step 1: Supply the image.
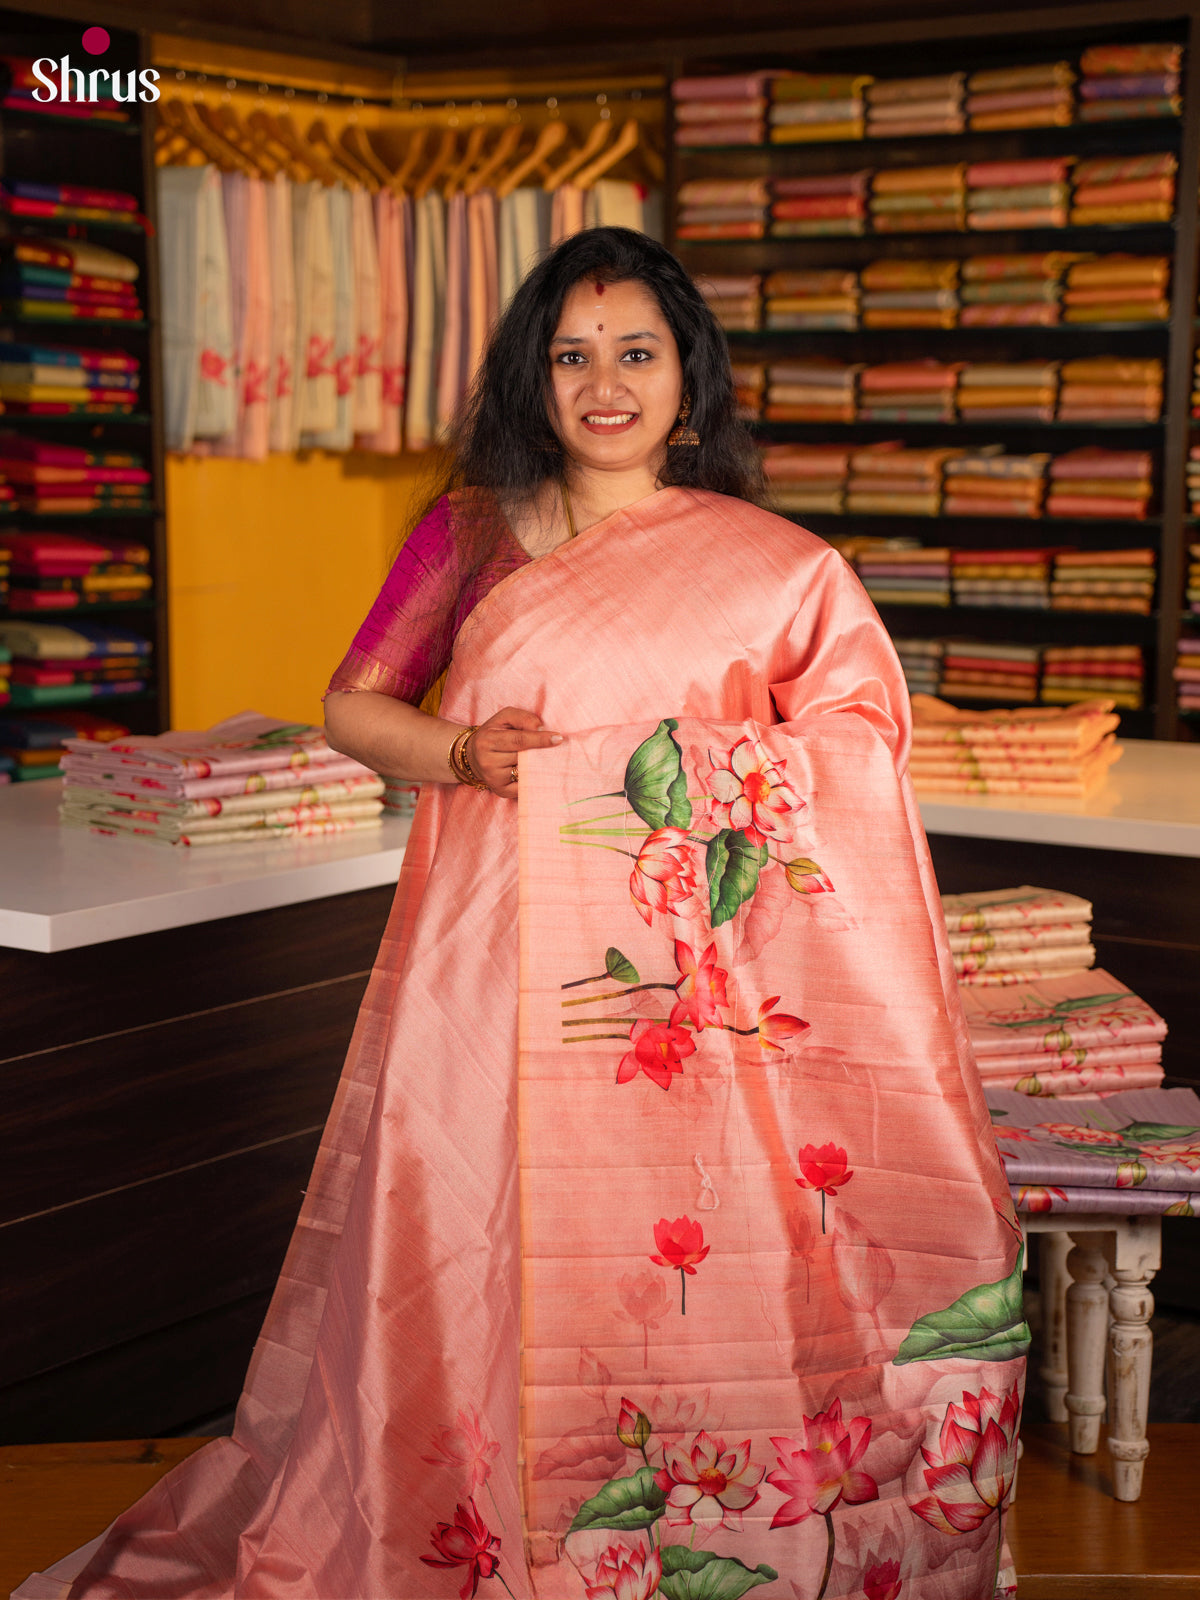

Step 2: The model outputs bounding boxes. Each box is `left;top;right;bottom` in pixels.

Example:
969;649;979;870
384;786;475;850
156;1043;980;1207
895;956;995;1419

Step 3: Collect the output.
467;706;563;799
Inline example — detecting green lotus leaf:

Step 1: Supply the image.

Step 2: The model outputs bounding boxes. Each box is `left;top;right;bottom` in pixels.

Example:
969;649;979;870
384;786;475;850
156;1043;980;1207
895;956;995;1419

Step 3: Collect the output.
624;719;692;830
659;1546;779;1600
605;947;640;985
894;1250;1030;1366
1118;1123;1200;1144
567;1467;666;1534
706;829;768;928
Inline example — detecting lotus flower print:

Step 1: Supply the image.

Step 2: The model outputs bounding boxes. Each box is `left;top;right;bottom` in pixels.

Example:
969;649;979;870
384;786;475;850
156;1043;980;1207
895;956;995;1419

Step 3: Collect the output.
650;1215;710;1313
421;1499;508;1599
670;939;730;1031
655;1430;764;1531
795;1141;853;1232
617;1019;697;1091
910;1381;1021;1536
584;1544;662;1600
616;1398;652;1452
757;998;809;1054
422;1407;502;1495
863;1557;903;1600
629;828;699;927
707;737;803;847
767;1400;878;1528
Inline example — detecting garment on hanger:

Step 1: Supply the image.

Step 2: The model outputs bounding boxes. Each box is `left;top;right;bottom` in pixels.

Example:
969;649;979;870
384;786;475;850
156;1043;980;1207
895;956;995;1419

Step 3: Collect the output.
214;173;271;460
351;185;383;437
157;164;235;451
587;177;645;231
357;188;406;454
498;186;552;311
266;172;297;453
305;184;355;450
436;189;471;435
466;189;499;392
406;189;446;451
291;181;337;440
549;180;586;245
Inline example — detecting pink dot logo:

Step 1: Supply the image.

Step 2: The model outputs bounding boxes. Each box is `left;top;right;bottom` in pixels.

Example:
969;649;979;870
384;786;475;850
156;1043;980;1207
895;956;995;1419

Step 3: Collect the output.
81;25;109;55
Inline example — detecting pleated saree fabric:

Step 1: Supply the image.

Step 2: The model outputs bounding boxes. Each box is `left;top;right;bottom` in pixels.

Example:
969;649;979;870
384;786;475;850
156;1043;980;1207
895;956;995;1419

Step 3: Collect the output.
16;490;1024;1600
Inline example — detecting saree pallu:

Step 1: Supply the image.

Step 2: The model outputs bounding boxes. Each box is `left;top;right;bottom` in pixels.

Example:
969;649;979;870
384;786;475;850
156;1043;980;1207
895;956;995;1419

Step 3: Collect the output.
351;186;383;439
157;165;235;450
357;188;408;454
19;490;1024;1600
265;174;297;454
304;185;356;451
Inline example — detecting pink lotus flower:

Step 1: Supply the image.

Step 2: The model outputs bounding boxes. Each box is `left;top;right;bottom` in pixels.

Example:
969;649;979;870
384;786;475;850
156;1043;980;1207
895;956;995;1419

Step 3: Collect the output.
585;1544;662;1600
422;1407;502;1494
1037;1123;1125;1146
863;1557;903;1600
795;1142;853;1196
629;828;699;927
910;1382;1021;1536
671;940;730;1031
199;348;229;384
655;1430;764;1531
650;1216;710;1314
758;998;809;1053
421;1499;502;1599
707;737;804;847
1017;1186;1068;1213
617;1019;697;1092
767;1399;878;1527
617;1270;671;1369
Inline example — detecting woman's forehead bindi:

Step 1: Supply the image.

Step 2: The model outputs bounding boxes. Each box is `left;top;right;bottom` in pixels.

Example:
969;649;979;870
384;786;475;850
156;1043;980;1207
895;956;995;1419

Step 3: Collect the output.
594;281;605;294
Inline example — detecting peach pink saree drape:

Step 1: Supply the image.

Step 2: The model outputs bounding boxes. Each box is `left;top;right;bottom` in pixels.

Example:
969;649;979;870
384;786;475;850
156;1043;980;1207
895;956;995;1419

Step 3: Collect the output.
16;489;1025;1600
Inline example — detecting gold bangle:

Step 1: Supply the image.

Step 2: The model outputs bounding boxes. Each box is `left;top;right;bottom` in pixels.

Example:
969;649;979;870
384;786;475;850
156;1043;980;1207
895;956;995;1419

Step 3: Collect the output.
448;725;488;790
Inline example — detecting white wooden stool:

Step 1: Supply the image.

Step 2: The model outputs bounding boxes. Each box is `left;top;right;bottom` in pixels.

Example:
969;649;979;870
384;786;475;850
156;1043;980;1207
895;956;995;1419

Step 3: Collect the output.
1021;1212;1162;1502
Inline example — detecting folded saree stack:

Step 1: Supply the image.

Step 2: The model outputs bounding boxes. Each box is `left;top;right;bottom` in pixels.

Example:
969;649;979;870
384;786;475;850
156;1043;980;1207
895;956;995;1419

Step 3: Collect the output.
768;71;870;143
59;710;384;846
0;179;141;227
0;706;129;782
909;694;1121;795
1177;635;1200;715
865;72;965;138
957;360;1059;423
1069;151;1177;226
959;961;1167;1096
869;163;965;233
1056;355;1162;422
770;169;870;236
1051;548;1156;614
1046;446;1155;518
1189;542;1200;616
859;257;958;327
671;73;771;147
892;634;944;695
966;60;1075;130
675;179;769;241
0;233;141;323
846;442;961;513
1077;41;1183;123
951;550;1053;609
764;357;858;422
730;362;765;420
760;441;851;512
694;269;762;328
854;540;951;604
0;341;140;415
763;269;858;330
0;618;150;711
3;532;151;612
959;252;1074;326
967;157;1071;230
942;885;1095;989
1063;253;1171;323
0;642;9;710
1042;644;1145;709
0;536;8;606
0;433;151;515
942;450;1049;516
858;359;960;421
940;640;1042;700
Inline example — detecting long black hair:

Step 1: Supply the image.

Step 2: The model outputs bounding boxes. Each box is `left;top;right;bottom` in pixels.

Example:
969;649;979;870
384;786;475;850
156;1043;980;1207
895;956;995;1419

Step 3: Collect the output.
418;226;766;518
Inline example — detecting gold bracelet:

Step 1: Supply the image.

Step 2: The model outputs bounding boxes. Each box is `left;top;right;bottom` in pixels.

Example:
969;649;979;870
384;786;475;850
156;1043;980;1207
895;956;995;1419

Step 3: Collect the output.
448;726;488;790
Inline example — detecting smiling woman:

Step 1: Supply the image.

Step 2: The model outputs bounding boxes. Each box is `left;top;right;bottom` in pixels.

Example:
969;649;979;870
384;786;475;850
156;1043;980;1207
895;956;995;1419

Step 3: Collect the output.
20;228;1026;1600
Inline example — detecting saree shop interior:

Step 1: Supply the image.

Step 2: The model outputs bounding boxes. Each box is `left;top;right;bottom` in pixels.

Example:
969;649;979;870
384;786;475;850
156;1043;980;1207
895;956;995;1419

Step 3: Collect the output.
2;0;1200;1594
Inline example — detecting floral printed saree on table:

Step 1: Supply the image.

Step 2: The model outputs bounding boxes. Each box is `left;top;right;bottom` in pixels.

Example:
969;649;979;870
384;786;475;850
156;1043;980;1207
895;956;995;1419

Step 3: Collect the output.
16;489;1025;1600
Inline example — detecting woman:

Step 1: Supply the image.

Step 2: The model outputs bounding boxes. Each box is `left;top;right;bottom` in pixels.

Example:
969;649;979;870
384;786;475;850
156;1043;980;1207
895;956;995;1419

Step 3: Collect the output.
18;229;1024;1600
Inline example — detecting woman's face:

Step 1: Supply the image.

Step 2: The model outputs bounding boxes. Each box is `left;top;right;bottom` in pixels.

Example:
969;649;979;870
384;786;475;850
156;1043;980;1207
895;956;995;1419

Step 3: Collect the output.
548;277;684;479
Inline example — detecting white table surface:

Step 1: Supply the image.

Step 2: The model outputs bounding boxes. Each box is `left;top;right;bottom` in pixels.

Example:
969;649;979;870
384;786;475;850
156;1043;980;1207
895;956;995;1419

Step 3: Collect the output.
0;779;411;953
1;736;1197;953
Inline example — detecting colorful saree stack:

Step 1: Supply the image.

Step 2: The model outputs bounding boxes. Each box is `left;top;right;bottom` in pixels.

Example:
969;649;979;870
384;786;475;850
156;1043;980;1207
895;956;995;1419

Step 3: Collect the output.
859;259;957;329
950;551;1053;610
16;488;1026;1600
1045;447;1154;518
675;179;769;241
763;269;858;330
1051;548;1156;615
0;434;151;518
695;271;763;330
965;61;1075;131
942;452;1049;518
939;642;1042;703
1069;152;1177;226
892;635;944;696
770;170;870;236
858;361;960;423
730;362;765;421
869;164;965;234
759;441;851;513
1189;543;1200;617
1055;356;1162;423
955;956;1167;1097
0;642;9;709
865;72;965;138
1062;254;1171;323
966;158;1071;231
1041;645;1145;709
1177;636;1200;714
671;73;771;146
847;443;959;514
1;616;150;708
853;542;952;606
0;705;129;782
910;694;1121;796
1077;41;1183;123
0;233;141;323
959;252;1073;327
2;534;151;613
0;179;141;228
0;341;140;415
764;358;858;423
942;886;1094;989
957;362;1058;424
768;71;870;143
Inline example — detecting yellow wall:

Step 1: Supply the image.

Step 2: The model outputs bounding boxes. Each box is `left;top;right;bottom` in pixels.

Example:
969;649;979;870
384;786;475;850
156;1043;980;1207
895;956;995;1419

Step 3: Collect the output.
166;451;429;730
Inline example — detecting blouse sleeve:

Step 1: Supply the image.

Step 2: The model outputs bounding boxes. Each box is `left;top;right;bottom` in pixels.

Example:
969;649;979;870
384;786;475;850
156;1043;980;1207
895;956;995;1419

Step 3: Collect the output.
325;493;527;706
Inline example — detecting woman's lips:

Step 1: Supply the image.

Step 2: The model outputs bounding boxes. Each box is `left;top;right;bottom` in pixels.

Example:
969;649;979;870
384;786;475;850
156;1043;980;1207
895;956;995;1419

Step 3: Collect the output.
581;411;638;435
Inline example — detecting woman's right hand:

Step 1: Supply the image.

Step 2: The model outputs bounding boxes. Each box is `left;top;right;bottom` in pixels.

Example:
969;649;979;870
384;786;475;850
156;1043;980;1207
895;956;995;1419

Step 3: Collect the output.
466;707;563;799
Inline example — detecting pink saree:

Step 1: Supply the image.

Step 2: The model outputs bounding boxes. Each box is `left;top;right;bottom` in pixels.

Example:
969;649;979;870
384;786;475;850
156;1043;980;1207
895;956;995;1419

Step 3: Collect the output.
17;489;1025;1600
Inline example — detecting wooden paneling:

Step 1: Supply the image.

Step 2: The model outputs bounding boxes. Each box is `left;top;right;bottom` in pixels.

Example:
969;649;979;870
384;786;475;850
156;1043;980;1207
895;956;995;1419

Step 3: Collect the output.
0;884;394;1061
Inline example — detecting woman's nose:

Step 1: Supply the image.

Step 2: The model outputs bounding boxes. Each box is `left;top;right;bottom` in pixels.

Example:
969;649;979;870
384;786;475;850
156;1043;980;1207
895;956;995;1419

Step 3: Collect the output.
587;357;625;401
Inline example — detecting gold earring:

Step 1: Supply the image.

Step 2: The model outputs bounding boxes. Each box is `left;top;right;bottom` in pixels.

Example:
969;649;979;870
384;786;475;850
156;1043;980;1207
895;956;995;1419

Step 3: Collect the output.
667;393;700;447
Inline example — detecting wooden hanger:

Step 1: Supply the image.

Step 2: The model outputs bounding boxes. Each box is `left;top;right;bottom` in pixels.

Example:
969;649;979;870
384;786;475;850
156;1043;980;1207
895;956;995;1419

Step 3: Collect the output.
575;118;641;189
250;110;340;186
198;103;279;178
341;122;395;188
413;126;459;200
543;117;611;192
308;117;378;191
388;126;430;193
495;120;569;199
464;123;523;195
159;98;256;176
443;124;490;198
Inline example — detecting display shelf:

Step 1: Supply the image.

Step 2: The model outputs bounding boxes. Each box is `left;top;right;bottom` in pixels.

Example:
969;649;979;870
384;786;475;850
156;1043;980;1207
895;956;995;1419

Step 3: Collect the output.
0;600;159;617
0;213;146;233
780;511;1167;530
4;688;156;712
0;108;140;136
677;222;1178;246
0;413;152;425
725;324;1172;340
0;315;149;330
752;417;1165;434
0;507;157;518
676;118;1184;159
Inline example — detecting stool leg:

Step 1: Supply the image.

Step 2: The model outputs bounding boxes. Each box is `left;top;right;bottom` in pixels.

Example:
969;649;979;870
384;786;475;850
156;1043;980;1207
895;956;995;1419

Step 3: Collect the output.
1039;1231;1071;1423
1064;1232;1109;1455
1106;1217;1160;1503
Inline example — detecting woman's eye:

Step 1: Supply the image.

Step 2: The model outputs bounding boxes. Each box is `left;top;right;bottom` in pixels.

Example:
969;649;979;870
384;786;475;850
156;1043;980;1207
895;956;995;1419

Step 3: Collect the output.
622;349;652;362
555;351;586;365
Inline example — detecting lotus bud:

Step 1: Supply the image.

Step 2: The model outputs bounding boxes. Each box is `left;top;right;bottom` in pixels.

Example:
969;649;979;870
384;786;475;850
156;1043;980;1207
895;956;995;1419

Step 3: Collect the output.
1043;1027;1072;1051
616;1397;652;1450
1014;1075;1044;1096
1116;1160;1148;1188
785;858;833;894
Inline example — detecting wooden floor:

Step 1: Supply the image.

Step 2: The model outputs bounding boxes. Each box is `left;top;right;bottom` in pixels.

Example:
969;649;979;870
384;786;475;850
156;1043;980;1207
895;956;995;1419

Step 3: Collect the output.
2;1426;1197;1598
